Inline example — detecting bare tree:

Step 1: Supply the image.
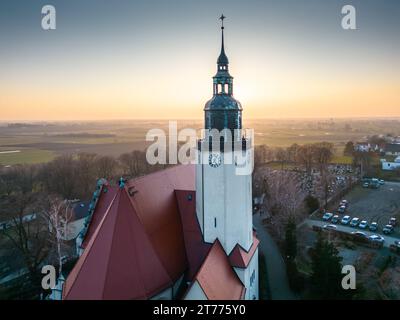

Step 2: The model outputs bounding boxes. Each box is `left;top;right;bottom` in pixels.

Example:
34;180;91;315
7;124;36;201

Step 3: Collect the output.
352;151;372;177
95;156;117;180
39;155;77;199
318;170;335;209
119;150;147;178
75;153;97;199
275;147;287;170
296;144;315;176
286;143;300;163
313;142;334;174
44;197;73;277
261;170;306;239
254;145;266;171
1;192;52;294
0;165;38;197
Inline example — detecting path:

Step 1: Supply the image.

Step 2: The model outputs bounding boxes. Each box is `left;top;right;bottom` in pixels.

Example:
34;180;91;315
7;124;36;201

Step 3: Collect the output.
254;214;298;300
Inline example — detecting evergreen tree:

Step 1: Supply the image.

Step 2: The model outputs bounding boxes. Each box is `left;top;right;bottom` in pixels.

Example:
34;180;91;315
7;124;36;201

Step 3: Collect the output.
284;215;297;261
310;232;349;299
284;216;304;293
344;141;355;156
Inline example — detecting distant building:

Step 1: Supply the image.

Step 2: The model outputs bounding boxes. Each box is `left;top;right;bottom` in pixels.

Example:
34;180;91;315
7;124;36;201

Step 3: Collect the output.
64;201;91;241
354;142;383;153
385;144;400;156
382;156;400;171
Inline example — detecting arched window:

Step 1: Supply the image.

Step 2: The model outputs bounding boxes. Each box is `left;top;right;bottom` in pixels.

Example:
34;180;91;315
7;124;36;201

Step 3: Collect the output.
224;83;229;93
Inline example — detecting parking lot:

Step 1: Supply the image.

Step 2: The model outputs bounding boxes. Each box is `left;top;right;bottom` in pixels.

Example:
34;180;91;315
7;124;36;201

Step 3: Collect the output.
321;181;400;238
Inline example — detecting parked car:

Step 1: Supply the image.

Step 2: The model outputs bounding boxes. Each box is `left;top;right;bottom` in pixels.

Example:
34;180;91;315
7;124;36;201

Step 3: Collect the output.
383;224;394;234
341;215;351;225
352;231;367;239
362;182;369;188
389;217;397;226
340;200;349;208
379;179;385;185
369;234;385;243
369;222;378;232
350;217;360;227
323;224;337;231
331;215;340;224
370;178;380;189
358;220;368;229
337;205;346;214
322;212;333;221
394;240;400;248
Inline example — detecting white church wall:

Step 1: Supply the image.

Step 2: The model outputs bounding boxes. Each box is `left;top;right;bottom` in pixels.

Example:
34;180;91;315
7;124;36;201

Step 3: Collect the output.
199;150;253;254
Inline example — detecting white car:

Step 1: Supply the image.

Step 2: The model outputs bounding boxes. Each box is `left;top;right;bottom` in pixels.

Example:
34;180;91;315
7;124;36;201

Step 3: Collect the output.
352;231;368;239
341;215;351;225
323;224;337;231
358;220;368;229
350;217;360;227
369;235;385;243
322;212;333;221
340;200;348;207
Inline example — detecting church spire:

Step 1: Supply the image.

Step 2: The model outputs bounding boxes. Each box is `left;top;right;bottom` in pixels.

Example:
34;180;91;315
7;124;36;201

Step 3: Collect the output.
217;14;229;66
203;15;242;132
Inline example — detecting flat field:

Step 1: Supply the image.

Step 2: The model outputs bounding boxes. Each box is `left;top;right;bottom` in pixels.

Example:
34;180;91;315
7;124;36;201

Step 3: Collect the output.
1;118;399;166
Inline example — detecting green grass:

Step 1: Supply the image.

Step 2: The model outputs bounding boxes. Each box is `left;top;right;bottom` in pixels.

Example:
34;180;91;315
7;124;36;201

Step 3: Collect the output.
265;161;297;170
0;149;55;165
331;155;353;164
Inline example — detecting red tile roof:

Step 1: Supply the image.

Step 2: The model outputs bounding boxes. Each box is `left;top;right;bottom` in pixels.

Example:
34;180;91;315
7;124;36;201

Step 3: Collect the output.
175;190;211;280
63;164;255;300
64;165;195;300
81;184;118;249
189;240;245;300
229;232;260;268
63;188;174;299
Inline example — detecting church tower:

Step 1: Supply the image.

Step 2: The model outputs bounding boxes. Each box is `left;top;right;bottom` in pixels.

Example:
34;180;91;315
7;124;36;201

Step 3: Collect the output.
196;15;258;300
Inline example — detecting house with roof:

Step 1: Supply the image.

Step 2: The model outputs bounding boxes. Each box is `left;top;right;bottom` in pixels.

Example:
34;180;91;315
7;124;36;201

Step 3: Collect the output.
385;144;400;156
54;16;259;300
63;200;91;241
382;156;400;171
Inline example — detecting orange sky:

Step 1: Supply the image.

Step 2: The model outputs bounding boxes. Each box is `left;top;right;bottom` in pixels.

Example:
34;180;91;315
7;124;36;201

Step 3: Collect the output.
1;1;399;121
2;59;398;121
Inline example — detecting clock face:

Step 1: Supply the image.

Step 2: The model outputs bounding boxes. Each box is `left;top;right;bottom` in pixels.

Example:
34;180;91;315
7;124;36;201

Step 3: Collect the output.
208;153;222;168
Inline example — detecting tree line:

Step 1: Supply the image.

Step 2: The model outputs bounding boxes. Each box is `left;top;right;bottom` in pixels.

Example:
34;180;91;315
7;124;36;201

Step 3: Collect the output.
254;142;335;175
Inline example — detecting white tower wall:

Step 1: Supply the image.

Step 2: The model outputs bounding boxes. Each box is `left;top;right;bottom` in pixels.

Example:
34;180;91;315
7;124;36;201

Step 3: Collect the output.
196;149;253;254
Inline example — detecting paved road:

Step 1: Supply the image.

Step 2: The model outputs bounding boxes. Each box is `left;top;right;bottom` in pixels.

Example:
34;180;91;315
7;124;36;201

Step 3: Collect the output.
305;219;400;248
254;214;298;300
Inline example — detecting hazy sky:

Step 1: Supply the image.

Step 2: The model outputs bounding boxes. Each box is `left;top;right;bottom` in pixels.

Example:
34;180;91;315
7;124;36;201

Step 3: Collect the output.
0;0;399;120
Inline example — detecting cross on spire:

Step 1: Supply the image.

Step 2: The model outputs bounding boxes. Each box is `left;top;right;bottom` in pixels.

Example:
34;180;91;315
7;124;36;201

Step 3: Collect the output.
217;14;229;66
219;14;226;29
